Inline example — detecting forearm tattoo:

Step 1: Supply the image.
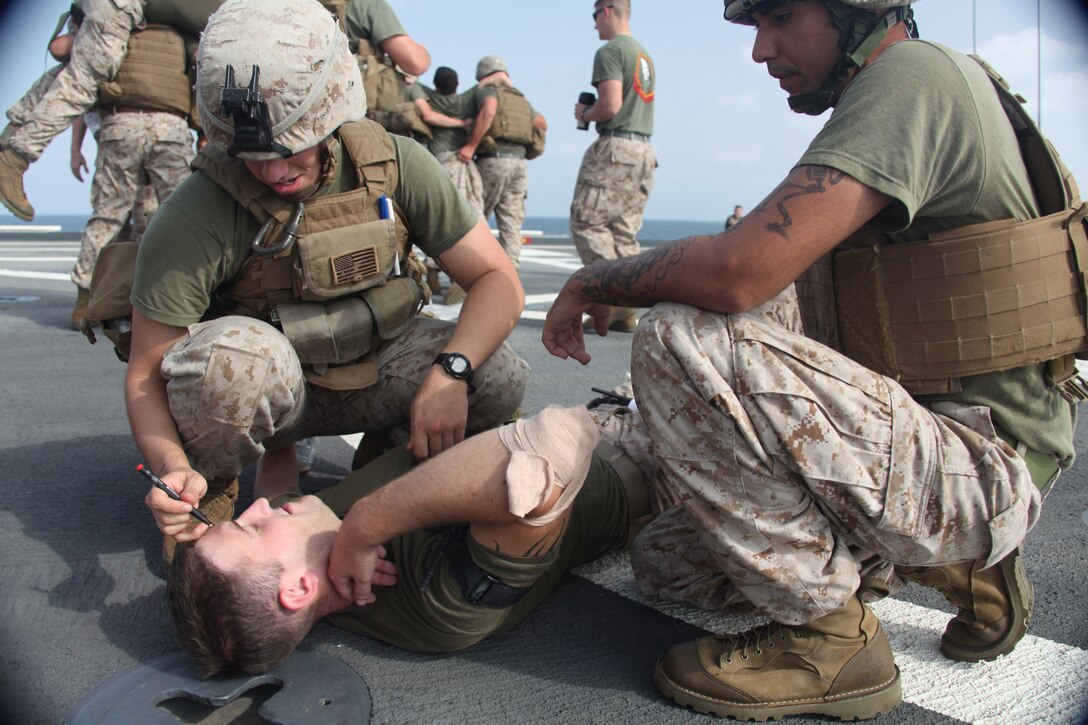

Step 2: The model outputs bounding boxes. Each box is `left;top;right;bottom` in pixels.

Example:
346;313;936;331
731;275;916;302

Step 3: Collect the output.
755;166;847;239
572;237;698;305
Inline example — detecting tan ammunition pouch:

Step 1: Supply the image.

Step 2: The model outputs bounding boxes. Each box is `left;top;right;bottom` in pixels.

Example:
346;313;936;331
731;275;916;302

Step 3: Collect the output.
799;54;1088;401
97;25;190;117
190;119;429;390
81;233;139;361
526;125;546;160
486;86;534;147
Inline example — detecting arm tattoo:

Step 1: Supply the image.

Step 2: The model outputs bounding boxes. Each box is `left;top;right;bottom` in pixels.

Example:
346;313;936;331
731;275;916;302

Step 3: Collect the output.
572;237;698;305
757;166;847;239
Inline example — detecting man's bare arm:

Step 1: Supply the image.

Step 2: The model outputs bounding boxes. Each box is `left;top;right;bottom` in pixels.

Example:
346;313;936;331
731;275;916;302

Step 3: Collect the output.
542;166;891;363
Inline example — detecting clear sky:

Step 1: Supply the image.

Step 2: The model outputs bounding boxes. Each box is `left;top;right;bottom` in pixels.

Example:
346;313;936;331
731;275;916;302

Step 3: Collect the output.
1;0;1086;224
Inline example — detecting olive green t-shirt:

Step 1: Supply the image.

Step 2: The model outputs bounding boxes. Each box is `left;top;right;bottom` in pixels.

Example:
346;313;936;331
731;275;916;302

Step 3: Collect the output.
407;83;478;155
144;0;222;36
273;446;630;653
476;84;537;158
132;135;476;327
592;34;654;137
344;0;405;45
797;40;1074;467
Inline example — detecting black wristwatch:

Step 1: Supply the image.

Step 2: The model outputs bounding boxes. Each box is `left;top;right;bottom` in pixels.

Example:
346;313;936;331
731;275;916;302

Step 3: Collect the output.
433;352;476;394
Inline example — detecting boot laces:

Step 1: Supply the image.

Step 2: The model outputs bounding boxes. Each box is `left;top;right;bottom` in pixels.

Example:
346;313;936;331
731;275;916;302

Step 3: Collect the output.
716;622;795;664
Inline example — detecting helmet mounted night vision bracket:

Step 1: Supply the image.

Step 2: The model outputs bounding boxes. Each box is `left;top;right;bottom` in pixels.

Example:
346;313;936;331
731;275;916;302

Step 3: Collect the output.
220;64;294;158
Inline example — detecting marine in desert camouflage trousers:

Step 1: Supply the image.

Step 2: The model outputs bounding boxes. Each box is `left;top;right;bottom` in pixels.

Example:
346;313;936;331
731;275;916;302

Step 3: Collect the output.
476;156;529;269
160;315;530;483
436;151;485;220
8;0;144;162
626;287;1040;625
570;135;655;265
71;111;193;289
2;66;62;138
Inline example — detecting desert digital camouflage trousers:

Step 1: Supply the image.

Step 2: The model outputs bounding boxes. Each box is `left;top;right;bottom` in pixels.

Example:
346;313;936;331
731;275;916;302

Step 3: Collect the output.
160;316;530;482
436;151;485;220
8;0;145;162
477;156;529;269
570;135;656;264
71;111;193;289
627;288;1041;625
3;66;63;135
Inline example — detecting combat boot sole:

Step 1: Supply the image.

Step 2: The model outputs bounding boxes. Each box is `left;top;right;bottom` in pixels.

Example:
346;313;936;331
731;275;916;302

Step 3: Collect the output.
654;660;902;722
940;548;1034;663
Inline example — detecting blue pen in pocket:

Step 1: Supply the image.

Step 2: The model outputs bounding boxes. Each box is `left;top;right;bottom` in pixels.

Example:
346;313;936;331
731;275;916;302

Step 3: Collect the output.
378;195;394;221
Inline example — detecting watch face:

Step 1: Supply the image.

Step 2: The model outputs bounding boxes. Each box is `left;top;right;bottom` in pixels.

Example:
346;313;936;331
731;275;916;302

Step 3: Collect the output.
447;355;470;375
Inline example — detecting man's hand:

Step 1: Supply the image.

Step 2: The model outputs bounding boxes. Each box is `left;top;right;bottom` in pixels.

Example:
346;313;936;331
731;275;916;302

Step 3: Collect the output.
143;467;211;542
542;281;612;365
406;367;469;459
456;142;476;164
70;151;88;182
329;513;398;606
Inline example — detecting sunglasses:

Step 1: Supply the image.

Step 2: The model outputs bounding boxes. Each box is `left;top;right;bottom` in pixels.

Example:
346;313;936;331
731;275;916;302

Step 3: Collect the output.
592;5;613;21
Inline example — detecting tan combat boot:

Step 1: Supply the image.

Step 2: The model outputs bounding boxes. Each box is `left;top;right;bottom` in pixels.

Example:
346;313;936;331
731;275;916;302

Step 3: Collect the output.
71;287;90;331
0;148;34;222
898;547;1033;662
654;595;902;721
161;478;239;573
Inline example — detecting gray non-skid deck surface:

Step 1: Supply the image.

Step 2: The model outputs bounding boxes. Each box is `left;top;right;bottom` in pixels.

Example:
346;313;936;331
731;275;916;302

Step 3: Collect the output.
1;237;1086;723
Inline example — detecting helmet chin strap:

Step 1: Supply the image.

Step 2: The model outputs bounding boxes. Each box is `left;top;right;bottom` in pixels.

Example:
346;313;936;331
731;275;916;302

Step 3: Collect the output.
788;3;916;115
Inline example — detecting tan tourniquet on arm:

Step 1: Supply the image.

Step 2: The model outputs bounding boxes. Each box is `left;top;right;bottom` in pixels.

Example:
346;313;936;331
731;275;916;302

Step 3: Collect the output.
498;406;600;526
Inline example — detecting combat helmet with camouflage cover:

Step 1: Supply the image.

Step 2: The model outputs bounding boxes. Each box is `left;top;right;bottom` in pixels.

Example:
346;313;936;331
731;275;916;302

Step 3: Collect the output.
196;0;367;160
724;0;920;115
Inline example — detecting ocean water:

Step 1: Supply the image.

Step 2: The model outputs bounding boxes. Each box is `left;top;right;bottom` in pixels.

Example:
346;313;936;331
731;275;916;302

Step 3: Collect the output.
0;213;725;244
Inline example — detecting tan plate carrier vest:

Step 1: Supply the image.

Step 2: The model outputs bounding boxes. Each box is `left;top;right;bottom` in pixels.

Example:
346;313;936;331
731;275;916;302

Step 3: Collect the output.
97;24;191;117
192;120;428;391
796;55;1088;402
478;85;545;159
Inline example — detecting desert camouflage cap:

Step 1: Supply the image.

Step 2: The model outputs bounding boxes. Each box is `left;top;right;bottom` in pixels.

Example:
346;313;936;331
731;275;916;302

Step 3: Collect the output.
475;55;508;81
196;0;366;160
724;0;917;24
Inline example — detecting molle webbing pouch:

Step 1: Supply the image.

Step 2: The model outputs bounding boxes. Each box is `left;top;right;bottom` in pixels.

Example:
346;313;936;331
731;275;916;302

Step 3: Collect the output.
526;126;546;160
277;278;423;365
833;209;1088;395
365;276;425;343
82;237;139;360
277;297;373;366
283;277;424;392
295;218;397;301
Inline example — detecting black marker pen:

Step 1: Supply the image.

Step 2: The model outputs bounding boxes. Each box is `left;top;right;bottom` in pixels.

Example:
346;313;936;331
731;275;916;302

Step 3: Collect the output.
137;464;213;527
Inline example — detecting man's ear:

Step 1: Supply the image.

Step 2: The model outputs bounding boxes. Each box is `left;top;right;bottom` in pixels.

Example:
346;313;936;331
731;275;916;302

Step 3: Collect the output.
278;571;320;612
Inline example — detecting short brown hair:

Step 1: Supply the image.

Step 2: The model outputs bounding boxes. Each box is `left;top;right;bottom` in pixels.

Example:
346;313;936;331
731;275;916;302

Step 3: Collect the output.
596;0;630;18
167;541;316;676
